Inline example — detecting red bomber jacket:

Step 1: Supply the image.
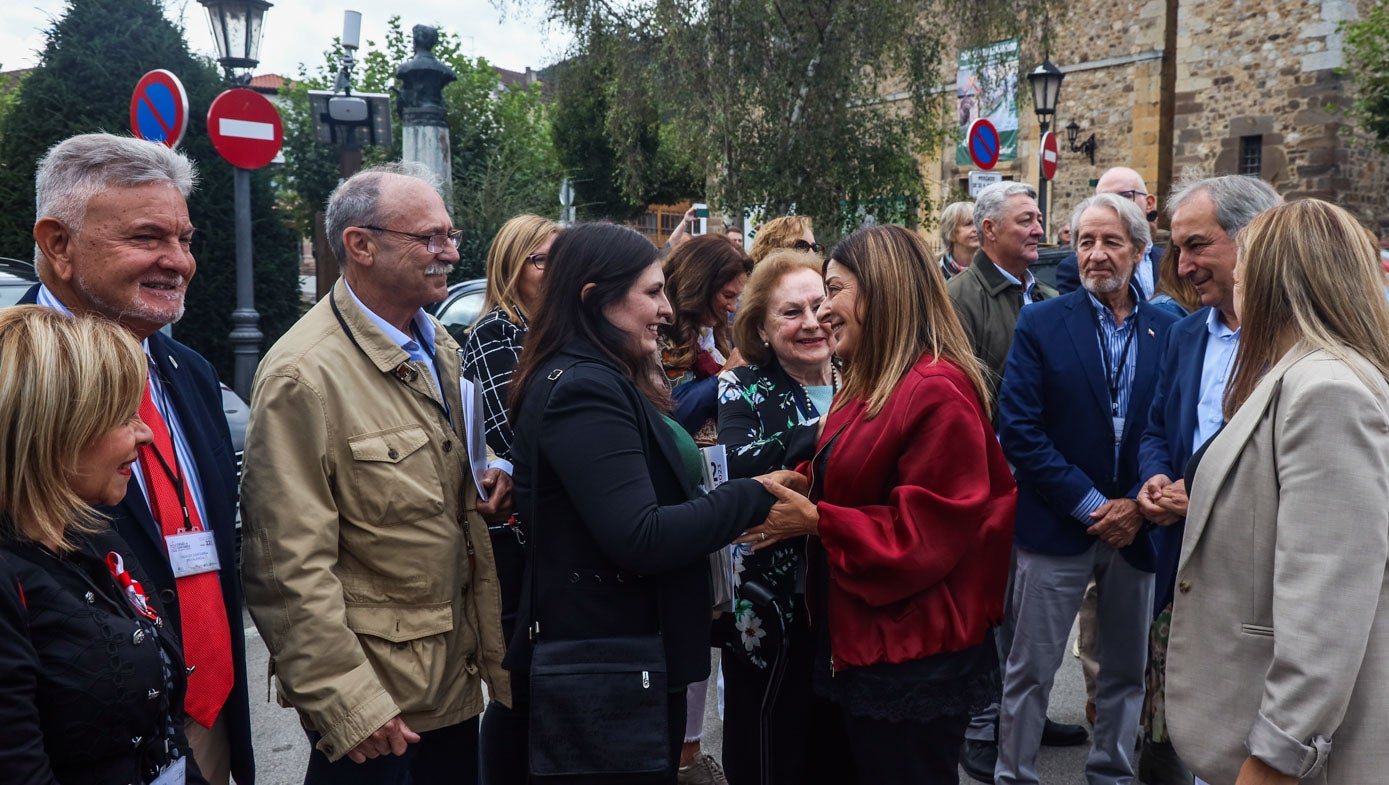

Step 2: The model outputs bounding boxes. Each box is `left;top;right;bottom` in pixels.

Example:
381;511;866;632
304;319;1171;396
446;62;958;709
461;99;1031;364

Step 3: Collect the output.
806;353;1016;670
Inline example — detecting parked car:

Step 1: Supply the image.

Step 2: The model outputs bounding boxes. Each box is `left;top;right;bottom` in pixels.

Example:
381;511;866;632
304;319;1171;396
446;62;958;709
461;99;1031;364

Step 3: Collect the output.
429;278;488;343
1;256;37;308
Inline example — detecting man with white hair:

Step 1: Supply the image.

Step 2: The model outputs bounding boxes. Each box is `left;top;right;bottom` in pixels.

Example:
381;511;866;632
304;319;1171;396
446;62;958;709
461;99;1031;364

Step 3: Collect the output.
1055;166;1165;296
25;132;254;785
995;194;1180;785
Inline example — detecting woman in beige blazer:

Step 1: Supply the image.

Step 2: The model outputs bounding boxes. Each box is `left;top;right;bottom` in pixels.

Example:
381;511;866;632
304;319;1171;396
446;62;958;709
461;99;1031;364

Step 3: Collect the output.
1166;199;1389;785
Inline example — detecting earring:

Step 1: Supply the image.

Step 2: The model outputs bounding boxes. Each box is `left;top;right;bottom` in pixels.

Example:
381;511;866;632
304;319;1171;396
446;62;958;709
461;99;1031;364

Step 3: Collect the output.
763;340;770;347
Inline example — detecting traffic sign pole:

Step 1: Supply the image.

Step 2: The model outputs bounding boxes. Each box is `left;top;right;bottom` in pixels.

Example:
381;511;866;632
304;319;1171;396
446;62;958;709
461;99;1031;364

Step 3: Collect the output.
208;87;282;400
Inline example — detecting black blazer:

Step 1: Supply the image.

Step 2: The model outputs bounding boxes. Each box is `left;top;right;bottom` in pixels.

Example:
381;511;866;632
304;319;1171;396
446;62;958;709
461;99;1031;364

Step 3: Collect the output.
20;285;254;784
0;529;208;785
506;340;774;686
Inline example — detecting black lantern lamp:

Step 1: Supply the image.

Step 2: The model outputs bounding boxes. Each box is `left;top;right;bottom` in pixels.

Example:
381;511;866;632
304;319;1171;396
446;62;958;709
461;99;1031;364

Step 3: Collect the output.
1026;58;1064;134
1025;58;1065;242
199;0;273;84
1065;120;1098;166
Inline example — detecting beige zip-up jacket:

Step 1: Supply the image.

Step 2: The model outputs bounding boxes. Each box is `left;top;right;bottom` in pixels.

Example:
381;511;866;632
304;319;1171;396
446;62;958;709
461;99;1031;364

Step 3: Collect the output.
240;279;510;762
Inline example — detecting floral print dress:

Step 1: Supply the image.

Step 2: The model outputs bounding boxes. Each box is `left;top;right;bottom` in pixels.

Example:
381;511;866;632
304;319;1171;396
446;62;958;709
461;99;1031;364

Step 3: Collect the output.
716;357;835;668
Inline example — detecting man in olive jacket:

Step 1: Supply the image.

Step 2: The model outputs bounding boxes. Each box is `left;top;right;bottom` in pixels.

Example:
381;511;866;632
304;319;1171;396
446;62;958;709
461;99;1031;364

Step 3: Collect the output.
241;163;511;785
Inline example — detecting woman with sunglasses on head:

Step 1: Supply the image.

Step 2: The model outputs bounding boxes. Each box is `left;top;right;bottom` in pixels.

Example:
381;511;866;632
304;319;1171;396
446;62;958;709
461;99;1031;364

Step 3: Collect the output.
749;216;822;265
505;222;802;783
0;307;206;785
462;214;558;785
737;225;1015;783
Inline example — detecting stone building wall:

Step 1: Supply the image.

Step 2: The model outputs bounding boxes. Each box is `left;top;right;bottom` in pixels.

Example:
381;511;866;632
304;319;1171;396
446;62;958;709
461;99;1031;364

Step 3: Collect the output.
928;0;1389;239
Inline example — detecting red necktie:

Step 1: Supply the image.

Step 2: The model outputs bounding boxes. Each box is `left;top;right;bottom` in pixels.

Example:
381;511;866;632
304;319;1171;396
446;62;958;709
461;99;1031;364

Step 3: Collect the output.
138;380;233;728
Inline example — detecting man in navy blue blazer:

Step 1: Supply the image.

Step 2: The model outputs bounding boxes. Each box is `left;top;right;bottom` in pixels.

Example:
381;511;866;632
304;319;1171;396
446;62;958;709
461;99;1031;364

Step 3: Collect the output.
1133;175;1281;783
26;134;253;785
1054;167;1164;297
995;194;1179;785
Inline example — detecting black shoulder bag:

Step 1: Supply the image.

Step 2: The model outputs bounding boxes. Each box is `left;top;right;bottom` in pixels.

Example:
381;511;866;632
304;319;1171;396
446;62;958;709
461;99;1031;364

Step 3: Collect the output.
525;362;671;778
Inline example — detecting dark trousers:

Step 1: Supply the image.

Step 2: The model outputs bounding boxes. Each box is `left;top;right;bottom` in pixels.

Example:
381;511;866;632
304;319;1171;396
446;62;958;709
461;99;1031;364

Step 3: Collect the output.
304;716;479;785
844;711;969;785
721;606;854;785
480;697;529;785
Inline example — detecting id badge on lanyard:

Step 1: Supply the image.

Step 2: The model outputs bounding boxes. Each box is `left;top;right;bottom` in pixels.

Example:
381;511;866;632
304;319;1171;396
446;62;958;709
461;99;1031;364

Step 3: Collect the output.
151;755;186;785
166;530;220;578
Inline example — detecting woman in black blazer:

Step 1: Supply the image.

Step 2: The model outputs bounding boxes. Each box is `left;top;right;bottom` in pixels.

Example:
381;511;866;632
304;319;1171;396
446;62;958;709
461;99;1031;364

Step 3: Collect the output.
507;223;800;783
0;307;205;785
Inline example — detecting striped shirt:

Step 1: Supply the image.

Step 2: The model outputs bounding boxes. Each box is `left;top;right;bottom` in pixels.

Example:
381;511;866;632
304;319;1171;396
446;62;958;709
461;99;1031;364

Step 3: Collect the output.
1070;289;1140;524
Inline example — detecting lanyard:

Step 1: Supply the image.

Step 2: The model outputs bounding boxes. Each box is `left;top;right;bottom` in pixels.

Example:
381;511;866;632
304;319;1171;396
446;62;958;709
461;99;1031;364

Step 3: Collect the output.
1091;307;1136;417
146;375;195;532
330;291;453;426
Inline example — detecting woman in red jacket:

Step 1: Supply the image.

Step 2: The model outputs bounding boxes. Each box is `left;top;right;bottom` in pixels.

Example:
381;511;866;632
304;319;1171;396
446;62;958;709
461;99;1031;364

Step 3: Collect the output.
741;224;1016;783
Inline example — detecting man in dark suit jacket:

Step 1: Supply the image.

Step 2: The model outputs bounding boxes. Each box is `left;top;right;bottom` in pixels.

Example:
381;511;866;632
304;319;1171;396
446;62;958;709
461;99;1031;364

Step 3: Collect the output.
26;133;253;785
995;194;1179;785
1055;167;1164;297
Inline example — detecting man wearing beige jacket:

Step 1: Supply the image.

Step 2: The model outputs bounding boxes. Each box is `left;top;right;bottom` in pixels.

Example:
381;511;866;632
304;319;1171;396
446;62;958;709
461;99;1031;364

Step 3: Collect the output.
241;162;511;785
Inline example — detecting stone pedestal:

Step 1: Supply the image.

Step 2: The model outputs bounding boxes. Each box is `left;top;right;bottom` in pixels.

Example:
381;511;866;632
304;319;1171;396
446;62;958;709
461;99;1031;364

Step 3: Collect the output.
397;24;457;212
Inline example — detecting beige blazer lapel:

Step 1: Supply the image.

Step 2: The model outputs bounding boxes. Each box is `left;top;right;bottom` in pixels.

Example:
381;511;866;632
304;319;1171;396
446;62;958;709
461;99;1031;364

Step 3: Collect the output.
1179;347;1316;567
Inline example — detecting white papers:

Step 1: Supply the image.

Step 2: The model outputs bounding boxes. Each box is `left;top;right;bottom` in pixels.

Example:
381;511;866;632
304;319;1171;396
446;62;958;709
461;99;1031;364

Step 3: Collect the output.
700;445;738;610
459;376;491;501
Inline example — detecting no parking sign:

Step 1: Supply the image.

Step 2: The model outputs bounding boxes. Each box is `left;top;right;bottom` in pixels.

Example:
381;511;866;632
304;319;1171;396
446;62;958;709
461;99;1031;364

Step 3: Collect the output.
129;70;189;148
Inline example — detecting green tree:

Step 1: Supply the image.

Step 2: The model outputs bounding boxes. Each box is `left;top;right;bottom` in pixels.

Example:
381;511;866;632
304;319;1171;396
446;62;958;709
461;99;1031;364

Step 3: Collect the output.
0;0;302;382
534;0;1055;239
1342;3;1389;151
278;17;561;280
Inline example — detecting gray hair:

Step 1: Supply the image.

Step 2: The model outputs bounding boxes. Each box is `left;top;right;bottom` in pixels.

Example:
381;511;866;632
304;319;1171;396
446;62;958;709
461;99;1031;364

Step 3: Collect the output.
34;133;197;263
1070;193;1152;252
938;201;975;251
324;161;442;264
1167;175;1282;240
974;181;1037;236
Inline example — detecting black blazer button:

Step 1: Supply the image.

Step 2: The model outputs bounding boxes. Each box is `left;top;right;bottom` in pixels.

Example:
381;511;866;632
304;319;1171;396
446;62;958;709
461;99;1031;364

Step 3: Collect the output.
160;589;176;605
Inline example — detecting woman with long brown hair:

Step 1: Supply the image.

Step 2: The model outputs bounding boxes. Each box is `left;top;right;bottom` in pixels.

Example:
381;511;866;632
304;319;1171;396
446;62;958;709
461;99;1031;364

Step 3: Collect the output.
738;224;1016;782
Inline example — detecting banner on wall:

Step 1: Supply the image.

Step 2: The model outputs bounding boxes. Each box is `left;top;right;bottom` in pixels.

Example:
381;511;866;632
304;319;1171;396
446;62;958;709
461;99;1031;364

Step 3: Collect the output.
955;39;1019;166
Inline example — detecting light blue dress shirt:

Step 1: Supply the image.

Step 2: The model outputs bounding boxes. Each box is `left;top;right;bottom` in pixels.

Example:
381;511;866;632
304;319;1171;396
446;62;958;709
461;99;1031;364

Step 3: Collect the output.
1194;308;1240;454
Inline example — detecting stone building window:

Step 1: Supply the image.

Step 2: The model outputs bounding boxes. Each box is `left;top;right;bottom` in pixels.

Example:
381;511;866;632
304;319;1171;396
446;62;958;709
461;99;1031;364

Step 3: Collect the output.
1240;136;1263;177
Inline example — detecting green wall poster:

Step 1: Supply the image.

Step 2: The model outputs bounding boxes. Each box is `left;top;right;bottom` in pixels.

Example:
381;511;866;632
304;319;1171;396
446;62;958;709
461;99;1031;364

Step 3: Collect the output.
956;39;1020;166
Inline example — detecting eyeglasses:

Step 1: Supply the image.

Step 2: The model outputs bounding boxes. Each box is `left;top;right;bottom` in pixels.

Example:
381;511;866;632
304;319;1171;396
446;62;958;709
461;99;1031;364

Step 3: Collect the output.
1114;190;1149;201
792;240;825;253
358;225;462;254
525;252;547;270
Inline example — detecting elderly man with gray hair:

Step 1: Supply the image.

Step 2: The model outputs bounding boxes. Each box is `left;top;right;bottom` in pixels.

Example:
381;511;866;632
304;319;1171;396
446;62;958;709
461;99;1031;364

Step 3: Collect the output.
241;162;512;785
1134;174;1282;785
23;132;254;785
994;193;1181;785
948;182;1085;783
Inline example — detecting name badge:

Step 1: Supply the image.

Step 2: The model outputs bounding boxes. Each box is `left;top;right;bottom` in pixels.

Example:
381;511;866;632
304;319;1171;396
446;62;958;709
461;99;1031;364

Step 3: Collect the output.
166;530;221;579
1111;416;1126;445
151;755;186;785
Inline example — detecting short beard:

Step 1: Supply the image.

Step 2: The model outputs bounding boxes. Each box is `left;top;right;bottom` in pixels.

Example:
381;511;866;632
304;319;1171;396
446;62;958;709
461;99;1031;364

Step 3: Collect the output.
1081;273;1128;296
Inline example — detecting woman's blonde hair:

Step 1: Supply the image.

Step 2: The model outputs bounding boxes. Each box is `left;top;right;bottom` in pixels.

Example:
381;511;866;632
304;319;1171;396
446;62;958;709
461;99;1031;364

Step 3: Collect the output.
1224;199;1389;417
0;307;146;551
937;201;975;258
732;249;824;367
827;225;991;419
480;214;559;325
749;215;814;264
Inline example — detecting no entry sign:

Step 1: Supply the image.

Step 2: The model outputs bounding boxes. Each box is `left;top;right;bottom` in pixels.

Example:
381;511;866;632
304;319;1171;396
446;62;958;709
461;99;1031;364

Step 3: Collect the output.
207;88;283;170
1041;131;1059;181
966;119;1001;171
130;70;189;148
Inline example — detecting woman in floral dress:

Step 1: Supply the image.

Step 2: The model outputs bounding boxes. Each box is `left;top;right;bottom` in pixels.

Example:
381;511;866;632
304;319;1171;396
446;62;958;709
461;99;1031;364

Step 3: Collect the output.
715;249;847;785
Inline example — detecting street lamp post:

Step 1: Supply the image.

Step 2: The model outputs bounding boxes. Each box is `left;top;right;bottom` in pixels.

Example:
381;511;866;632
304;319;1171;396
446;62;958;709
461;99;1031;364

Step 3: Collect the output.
1026;58;1064;240
198;0;272;400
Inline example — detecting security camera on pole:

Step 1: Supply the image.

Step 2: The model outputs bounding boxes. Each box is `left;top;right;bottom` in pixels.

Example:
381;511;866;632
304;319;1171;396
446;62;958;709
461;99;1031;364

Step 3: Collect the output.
197;0;278;401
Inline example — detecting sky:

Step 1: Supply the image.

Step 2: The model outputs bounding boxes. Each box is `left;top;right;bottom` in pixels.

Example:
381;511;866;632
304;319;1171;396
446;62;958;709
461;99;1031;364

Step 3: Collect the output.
0;0;572;77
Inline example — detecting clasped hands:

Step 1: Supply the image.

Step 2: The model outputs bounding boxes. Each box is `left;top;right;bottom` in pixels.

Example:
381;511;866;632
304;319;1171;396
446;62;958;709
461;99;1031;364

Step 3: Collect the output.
1136;473;1188;526
1087;497;1143;548
736;469;817;551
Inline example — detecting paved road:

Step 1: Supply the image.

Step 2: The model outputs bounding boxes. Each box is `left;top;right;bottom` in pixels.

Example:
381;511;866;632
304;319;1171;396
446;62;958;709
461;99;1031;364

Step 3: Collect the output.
244;610;1093;784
